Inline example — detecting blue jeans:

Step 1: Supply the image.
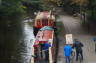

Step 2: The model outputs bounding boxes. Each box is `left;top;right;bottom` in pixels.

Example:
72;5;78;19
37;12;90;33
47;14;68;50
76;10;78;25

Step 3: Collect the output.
65;56;70;63
45;50;49;61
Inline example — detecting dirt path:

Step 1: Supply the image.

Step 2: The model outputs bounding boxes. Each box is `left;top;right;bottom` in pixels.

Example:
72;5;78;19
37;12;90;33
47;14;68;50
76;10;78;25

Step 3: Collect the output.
57;15;96;63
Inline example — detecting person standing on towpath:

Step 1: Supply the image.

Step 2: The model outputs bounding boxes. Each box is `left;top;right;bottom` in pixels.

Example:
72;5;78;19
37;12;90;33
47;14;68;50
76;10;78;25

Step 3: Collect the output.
64;44;72;63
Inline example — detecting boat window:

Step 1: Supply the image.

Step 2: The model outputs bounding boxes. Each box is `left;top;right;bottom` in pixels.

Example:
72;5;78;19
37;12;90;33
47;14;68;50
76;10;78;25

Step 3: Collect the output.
37;19;41;26
48;19;53;26
42;19;48;26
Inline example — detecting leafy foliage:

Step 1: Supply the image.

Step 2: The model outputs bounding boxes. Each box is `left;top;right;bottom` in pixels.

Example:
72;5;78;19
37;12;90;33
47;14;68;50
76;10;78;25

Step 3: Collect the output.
0;0;25;20
87;0;96;21
71;0;88;6
22;0;43;11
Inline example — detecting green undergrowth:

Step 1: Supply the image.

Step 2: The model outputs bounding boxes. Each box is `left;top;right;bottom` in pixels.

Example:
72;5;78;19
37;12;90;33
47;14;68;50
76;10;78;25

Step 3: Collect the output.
56;21;65;36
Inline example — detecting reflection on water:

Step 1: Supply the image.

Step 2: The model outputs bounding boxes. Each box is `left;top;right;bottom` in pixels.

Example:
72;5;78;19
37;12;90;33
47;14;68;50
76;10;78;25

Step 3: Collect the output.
20;22;35;63
0;20;35;63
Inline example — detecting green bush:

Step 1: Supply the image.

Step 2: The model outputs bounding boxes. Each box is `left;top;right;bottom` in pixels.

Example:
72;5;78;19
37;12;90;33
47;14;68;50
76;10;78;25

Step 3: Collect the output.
0;0;25;20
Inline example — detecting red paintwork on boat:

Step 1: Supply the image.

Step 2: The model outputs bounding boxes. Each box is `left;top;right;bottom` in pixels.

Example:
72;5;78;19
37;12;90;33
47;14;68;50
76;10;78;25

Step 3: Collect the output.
33;30;53;47
34;11;55;29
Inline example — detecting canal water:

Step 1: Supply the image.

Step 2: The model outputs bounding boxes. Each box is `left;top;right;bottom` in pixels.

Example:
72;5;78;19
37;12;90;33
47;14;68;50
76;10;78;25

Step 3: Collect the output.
17;20;35;63
0;19;35;63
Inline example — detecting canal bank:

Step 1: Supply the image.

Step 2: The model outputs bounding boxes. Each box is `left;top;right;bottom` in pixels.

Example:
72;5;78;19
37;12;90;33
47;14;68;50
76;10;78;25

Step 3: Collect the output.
55;18;66;63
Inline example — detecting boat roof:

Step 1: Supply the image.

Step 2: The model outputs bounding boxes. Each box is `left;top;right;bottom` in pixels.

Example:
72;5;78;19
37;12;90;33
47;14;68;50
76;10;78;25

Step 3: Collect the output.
40;26;54;31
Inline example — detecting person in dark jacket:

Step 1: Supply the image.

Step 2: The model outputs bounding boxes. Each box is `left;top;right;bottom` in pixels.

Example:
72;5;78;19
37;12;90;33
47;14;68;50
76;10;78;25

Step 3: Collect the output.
74;39;84;61
93;37;96;52
64;44;72;63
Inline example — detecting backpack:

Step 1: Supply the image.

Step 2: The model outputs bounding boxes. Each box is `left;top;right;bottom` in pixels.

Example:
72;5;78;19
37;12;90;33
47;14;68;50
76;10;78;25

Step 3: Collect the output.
75;42;83;52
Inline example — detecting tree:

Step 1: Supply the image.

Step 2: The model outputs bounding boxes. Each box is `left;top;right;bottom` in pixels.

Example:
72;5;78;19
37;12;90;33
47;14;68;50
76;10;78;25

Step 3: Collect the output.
88;0;96;21
22;0;44;18
0;0;25;20
0;0;25;63
71;0;88;13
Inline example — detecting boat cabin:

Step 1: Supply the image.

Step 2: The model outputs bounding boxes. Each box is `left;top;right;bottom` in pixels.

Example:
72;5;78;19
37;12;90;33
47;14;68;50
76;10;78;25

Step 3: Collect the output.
34;11;55;28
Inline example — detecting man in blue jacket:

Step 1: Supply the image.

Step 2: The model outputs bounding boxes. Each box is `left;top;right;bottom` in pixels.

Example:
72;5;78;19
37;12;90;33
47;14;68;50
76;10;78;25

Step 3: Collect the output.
64;44;72;63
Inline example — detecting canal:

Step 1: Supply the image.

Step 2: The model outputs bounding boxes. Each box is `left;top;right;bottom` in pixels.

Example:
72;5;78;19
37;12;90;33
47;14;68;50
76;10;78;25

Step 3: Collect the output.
0;19;35;63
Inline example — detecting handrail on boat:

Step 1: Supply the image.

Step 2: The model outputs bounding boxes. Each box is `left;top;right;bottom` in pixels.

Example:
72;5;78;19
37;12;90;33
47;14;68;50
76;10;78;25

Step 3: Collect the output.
49;31;54;63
